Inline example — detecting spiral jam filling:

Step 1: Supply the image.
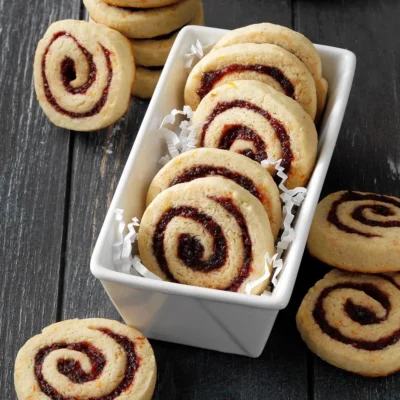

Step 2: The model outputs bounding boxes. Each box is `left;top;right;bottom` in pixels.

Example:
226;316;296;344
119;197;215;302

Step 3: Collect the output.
201;100;293;172
218;124;267;163
328;191;400;237
152;197;253;291
42;31;113;118
170;165;261;199
34;328;138;399
313;281;400;351
197;64;295;100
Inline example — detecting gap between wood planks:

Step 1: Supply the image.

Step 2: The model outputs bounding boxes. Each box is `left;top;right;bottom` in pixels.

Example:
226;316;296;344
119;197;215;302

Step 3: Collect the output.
55;0;87;321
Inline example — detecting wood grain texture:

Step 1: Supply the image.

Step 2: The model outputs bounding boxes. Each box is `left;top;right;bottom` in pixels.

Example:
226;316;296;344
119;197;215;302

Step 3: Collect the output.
294;0;400;398
203;0;292;28
3;0;400;399
61;100;149;321
0;0;81;398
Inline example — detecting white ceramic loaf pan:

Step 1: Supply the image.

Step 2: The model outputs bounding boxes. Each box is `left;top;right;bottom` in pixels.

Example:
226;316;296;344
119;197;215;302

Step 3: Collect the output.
91;26;356;357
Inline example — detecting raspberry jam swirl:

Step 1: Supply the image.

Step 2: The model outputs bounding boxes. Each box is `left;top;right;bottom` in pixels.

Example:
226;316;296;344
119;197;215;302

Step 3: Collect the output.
313;278;400;351
328;191;400;238
41;31;113;118
201;100;293;172
34;328;138;399
197;63;295;100
152;197;253;291
170;165;261;200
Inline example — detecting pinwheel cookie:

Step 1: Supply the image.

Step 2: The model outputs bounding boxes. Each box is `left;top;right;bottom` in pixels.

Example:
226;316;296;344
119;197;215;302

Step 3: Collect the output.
138;177;275;295
184;43;317;119
147;148;282;239
83;0;199;39
131;2;204;67
213;23;328;121
14;318;156;399
192;80;318;188
33;20;135;131
308;191;400;273
297;269;400;377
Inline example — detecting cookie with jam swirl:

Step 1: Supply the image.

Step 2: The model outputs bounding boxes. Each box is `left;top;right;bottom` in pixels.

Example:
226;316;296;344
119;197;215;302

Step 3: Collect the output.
33;20;135;131
297;269;400;377
138;177;275;295
184;43;317;119
212;23;328;122
147;148;282;239
308;191;400;273
14;319;156;399
192;80;318;189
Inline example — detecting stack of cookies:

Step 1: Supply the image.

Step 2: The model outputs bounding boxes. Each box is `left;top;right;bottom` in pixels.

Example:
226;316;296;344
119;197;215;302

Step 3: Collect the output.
138;23;327;295
297;190;400;377
83;0;204;98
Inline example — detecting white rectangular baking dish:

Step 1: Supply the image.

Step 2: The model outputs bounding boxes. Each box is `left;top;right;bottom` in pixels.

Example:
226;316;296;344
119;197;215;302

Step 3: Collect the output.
91;26;356;357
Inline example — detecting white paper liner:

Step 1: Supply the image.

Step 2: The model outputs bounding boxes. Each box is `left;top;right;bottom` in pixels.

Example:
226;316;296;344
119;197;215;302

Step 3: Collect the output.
112;210;161;280
158;106;203;165
184;40;215;68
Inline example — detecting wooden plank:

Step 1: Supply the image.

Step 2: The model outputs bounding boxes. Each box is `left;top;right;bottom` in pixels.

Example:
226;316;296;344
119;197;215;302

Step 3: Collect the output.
0;0;81;398
203;0;293;28
61;1;310;399
61;99;149;321
294;0;400;398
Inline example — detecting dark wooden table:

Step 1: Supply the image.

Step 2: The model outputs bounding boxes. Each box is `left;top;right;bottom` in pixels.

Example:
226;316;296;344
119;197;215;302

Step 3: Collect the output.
2;0;400;398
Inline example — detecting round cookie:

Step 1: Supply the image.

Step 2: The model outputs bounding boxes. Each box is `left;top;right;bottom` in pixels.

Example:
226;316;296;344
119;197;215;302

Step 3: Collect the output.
297;269;400;377
308;191;400;273
192;80;318;189
103;0;181;7
184;43;317;119
147;148;282;239
132;67;162;98
83;0;199;39
138;177;275;295
14;318;157;399
131;2;204;67
34;20;135;131
213;23;328;121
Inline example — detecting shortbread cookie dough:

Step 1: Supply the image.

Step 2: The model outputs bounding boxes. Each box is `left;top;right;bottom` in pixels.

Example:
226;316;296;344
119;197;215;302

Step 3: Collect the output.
14;318;157;399
138;177;275;295
83;0;199;39
131;2;204;67
213;23;328;121
297;269;400;377
308;191;400;273
192;80;318;188
184;43;317;119
147;148;282;238
132;66;161;98
34;20;135;131
104;0;181;8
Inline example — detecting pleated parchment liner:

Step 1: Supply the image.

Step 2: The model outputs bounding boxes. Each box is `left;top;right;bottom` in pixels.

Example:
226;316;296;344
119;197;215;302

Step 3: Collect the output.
111;39;308;296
